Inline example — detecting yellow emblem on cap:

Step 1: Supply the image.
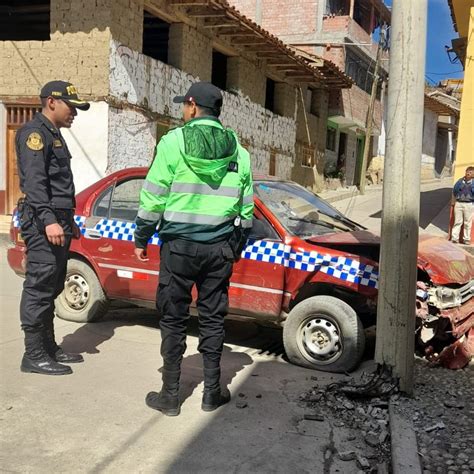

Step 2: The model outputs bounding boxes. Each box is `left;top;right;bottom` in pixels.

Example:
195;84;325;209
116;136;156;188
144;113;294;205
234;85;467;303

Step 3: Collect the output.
26;132;44;151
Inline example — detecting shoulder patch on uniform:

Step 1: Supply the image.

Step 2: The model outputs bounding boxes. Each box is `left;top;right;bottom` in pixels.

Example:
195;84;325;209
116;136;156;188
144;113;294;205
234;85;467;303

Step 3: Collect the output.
26;132;44;151
228;161;238;172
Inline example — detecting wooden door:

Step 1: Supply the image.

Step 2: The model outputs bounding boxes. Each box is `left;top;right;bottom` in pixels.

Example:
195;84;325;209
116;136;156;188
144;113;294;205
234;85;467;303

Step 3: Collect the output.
5;104;41;214
6;128;21;213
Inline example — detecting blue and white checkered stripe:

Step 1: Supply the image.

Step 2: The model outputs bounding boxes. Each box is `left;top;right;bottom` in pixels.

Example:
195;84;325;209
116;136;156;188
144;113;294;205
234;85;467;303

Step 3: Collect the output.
14;215;379;288
244;240;378;288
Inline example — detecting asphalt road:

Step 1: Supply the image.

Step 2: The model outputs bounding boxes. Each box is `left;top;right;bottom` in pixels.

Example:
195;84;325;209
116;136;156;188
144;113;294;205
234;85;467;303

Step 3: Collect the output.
0;245;373;474
331;178;453;235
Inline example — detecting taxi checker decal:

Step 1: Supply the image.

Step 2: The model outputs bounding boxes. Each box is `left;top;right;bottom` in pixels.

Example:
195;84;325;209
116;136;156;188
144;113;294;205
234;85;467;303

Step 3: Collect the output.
13;215;379;289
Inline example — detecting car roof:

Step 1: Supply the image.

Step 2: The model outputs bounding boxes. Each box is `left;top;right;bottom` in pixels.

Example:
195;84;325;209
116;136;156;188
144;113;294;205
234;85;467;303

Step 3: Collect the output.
103;168;287;183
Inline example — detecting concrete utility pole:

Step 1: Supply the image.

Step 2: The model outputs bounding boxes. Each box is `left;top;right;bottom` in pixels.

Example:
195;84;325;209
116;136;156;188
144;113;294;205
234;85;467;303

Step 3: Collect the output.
374;0;427;395
359;28;384;195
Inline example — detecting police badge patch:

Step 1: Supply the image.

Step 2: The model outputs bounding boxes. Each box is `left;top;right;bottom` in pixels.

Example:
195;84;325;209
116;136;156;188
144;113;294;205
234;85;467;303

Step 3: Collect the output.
26;132;44;151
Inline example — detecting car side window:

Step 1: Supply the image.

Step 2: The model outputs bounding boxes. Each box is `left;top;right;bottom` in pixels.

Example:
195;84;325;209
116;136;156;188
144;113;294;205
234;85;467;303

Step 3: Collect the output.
109;179;144;222
248;216;280;240
93;179;144;221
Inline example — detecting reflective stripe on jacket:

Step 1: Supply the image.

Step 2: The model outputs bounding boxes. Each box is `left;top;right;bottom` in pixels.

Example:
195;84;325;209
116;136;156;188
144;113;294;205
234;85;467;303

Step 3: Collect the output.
134;117;254;247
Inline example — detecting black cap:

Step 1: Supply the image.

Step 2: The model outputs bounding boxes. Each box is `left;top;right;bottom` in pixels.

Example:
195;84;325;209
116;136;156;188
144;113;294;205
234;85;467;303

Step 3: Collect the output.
40;81;90;111
173;82;223;110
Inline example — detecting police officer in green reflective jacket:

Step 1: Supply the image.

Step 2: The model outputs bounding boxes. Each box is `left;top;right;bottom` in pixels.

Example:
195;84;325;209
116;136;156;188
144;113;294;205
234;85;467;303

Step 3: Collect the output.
134;82;254;416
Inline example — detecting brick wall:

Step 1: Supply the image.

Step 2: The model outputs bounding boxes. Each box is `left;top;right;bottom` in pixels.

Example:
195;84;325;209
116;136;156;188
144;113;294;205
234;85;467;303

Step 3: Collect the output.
290;85;328;192
0;0;112;98
231;0;319;42
322;15;350;34
341;86;382;134
111;0;144;52
168;23;212;82
108;106;157;172
109;40;296;177
227;56;266;106
274;82;296;118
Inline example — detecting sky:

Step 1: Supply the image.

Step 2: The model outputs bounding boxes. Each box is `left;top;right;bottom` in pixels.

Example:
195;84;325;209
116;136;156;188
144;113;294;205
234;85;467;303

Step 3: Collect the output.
383;0;464;85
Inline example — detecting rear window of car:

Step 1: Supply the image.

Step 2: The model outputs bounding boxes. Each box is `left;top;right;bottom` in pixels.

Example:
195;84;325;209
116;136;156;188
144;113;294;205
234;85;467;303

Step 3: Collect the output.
93;178;144;222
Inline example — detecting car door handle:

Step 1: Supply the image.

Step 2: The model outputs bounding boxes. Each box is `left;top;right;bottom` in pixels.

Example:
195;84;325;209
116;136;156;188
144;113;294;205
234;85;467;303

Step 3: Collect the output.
84;229;103;240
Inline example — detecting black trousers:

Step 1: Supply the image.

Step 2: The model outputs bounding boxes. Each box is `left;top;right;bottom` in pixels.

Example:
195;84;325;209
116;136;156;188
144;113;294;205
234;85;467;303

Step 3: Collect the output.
157;239;234;370
19;214;72;332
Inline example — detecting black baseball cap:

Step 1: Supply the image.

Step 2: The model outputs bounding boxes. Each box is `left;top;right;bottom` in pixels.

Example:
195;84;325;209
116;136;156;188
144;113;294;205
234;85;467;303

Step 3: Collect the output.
173;82;223;110
40;81;90;111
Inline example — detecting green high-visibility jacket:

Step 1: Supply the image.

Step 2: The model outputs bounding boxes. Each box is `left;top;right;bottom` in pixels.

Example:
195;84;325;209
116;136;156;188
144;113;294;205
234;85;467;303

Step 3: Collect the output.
134;117;254;248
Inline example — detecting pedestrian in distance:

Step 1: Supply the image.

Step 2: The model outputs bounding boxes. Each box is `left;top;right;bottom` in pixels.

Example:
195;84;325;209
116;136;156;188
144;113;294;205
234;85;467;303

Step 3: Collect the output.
134;82;254;416
451;166;474;245
17;81;90;375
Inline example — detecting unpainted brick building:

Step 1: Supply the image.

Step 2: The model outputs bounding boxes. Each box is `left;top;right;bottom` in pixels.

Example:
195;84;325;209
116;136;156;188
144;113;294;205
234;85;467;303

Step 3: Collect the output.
230;0;391;186
0;0;351;215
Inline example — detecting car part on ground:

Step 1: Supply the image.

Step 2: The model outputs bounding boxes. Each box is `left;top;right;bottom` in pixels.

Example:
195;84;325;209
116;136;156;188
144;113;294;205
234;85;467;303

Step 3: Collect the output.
415;280;473;370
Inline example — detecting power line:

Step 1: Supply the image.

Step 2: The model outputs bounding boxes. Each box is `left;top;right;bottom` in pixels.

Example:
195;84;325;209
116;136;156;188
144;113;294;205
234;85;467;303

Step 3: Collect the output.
425;70;463;75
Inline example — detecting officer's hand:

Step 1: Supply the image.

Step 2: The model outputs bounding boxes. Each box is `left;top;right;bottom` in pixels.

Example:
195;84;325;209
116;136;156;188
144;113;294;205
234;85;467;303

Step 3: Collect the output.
134;248;149;262
46;223;65;247
72;223;82;239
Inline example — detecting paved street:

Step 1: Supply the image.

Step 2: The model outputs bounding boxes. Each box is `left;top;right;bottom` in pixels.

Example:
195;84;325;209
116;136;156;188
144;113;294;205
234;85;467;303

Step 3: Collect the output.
0;243;377;474
329;178;453;237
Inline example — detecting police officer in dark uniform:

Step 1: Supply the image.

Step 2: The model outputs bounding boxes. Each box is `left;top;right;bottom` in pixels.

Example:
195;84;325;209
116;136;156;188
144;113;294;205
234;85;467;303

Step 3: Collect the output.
17;81;90;375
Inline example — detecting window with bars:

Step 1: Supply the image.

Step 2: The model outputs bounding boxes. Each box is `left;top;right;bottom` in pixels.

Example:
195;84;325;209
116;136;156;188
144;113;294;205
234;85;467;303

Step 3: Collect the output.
300;144;315;168
6;105;41;127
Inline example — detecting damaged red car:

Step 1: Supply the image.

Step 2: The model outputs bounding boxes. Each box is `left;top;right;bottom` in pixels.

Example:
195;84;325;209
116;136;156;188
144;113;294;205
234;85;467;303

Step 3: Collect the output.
7;169;474;372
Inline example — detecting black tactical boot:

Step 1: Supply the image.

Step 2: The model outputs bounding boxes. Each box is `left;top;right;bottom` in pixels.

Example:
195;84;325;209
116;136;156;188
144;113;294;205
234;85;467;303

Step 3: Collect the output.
202;367;231;412
146;368;181;416
43;317;84;364
21;330;72;376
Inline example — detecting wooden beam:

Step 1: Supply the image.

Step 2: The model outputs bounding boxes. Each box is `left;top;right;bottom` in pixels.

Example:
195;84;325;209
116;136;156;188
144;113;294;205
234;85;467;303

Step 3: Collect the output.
242;45;278;52
256;52;289;58
203;19;237;28
187;11;227;18
186;5;227;18
231;37;267;45
214;29;255;36
271;66;301;71
265;60;297;66
170;0;209;5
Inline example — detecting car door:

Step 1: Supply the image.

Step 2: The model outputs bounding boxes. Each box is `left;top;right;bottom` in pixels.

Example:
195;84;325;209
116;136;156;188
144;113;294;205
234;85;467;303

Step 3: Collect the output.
81;176;160;302
228;209;286;319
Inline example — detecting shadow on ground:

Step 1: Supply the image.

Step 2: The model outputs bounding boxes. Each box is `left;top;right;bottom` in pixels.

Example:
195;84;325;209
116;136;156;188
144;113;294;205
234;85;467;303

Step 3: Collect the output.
369;187;452;231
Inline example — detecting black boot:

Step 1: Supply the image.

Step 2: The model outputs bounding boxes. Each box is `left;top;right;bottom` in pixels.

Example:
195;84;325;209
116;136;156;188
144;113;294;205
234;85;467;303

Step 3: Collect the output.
202;367;230;412
146;368;181;416
43;320;84;364
21;330;72;376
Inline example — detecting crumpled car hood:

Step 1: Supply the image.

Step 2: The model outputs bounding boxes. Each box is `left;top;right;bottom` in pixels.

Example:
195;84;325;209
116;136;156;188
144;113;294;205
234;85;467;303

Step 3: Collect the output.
309;231;474;285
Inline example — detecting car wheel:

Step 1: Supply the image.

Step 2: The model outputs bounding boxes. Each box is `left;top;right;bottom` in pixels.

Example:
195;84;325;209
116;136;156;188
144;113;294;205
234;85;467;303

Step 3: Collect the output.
283;295;365;373
55;258;109;323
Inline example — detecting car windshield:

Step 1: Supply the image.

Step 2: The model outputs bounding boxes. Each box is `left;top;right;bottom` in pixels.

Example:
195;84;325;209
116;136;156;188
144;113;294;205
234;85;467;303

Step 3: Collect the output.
254;181;361;238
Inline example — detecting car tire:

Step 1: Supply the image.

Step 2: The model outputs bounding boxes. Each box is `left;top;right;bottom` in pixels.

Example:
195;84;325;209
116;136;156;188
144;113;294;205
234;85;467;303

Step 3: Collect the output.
283;295;365;373
55;258;109;323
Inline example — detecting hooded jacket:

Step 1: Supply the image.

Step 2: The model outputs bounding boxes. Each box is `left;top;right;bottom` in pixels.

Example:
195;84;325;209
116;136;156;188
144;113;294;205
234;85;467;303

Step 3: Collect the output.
134;117;254;248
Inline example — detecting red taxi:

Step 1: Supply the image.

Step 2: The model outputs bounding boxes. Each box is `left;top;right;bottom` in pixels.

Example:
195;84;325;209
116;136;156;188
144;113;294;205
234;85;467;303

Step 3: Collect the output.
8;168;474;372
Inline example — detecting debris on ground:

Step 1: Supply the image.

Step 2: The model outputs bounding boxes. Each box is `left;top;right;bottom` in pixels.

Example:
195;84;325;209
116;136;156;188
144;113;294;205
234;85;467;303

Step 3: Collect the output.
300;367;395;471
395;358;474;473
